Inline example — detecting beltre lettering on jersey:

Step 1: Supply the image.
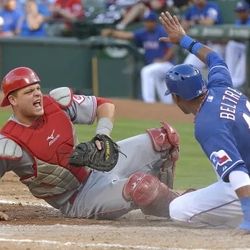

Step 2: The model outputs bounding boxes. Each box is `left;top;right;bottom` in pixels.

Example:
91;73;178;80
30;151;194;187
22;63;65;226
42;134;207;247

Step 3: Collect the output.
220;87;242;121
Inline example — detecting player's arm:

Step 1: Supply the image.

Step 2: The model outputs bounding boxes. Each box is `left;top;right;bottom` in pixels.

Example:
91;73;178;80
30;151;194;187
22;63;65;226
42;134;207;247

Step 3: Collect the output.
229;171;250;233
181;16;215;30
101;29;134;40
159;11;232;87
0;136;23;177
0;136;31;221
95;97;115;137
49;87;115;136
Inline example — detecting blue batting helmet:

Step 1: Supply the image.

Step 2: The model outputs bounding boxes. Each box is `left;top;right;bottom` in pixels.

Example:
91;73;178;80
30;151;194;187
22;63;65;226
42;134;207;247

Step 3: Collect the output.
165;64;207;100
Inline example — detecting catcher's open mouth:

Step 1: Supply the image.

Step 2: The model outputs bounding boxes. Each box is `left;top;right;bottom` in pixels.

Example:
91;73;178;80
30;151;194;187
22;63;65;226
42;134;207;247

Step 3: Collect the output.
33;100;41;108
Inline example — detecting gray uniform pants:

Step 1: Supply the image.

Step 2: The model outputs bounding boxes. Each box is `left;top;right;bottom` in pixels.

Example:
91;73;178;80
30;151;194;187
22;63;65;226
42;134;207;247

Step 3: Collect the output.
60;134;164;219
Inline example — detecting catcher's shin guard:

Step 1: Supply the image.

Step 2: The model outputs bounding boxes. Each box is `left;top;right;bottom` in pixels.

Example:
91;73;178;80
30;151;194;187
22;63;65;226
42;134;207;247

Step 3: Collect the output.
122;172;179;218
146;121;179;158
147;122;180;189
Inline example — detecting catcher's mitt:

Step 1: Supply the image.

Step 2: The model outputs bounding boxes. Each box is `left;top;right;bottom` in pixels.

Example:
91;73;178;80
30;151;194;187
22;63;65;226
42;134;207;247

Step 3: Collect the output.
69;134;120;172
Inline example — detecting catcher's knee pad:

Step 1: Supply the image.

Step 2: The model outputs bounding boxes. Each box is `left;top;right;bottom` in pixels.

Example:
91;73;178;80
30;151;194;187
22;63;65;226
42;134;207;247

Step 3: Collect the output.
146;122;179;161
123;172;179;217
123;172;160;207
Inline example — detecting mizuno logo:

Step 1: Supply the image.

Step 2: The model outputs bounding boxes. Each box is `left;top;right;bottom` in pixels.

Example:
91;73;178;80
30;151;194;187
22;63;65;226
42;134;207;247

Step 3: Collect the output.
47;129;60;146
47;129;55;141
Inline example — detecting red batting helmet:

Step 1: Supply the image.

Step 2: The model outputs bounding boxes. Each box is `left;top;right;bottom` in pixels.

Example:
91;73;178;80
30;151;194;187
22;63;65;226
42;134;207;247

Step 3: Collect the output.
0;67;40;107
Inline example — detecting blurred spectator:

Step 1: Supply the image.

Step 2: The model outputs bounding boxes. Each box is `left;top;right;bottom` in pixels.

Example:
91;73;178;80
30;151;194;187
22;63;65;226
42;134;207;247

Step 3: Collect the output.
92;0;123;24
225;0;250;88
47;0;84;36
181;0;224;69
182;0;222;29
102;11;174;104
115;0;166;30
16;0;47;37
93;0;167;29
37;0;54;18
0;0;22;37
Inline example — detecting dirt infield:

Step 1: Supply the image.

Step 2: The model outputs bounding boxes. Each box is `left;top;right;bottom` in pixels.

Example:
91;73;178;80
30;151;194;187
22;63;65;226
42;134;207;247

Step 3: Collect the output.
1;99;250;250
112;98;193;123
2;173;250;250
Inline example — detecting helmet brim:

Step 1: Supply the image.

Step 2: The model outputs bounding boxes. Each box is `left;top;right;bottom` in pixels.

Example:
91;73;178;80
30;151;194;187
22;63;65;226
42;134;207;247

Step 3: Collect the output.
0;81;40;107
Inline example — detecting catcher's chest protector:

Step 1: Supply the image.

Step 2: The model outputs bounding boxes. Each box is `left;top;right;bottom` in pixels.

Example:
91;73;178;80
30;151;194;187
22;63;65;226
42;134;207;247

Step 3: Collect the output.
1;96;88;182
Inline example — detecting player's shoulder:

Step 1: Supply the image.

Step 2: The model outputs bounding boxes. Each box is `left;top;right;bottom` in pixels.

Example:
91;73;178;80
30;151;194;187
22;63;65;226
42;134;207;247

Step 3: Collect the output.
0;135;22;160
49;87;73;108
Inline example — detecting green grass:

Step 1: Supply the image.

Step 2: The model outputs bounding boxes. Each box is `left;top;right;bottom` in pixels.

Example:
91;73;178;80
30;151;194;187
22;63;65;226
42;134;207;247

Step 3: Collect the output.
0;110;216;190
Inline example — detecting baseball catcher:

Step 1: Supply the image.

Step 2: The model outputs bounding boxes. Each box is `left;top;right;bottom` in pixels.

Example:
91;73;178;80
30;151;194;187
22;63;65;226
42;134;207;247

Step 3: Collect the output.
69;134;120;172
0;66;181;220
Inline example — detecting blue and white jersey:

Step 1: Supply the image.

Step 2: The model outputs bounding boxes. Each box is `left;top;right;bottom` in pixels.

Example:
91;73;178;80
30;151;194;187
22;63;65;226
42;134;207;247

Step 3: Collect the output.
133;25;172;65
195;52;250;181
19;18;47;37
0;9;22;32
184;1;223;24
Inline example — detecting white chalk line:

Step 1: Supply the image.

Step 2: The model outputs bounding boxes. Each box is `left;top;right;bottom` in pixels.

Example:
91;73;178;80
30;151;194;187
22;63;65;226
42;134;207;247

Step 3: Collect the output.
0;239;248;250
0;238;170;250
0;198;51;207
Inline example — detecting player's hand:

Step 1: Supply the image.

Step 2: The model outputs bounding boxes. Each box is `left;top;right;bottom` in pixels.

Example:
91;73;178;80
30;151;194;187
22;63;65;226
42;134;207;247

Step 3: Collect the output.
0;211;9;221
95;139;102;150
159;11;186;44
101;28;113;37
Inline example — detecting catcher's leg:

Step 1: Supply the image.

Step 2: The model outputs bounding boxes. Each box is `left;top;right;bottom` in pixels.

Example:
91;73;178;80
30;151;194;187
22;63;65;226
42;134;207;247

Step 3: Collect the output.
112;134;164;177
60;171;135;220
113;121;179;188
123;172;179;217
